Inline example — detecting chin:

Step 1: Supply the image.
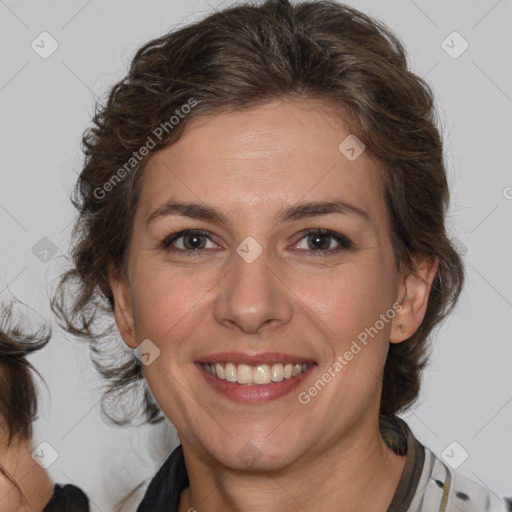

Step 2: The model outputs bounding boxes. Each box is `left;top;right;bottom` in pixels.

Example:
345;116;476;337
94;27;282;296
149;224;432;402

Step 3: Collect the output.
196;427;309;473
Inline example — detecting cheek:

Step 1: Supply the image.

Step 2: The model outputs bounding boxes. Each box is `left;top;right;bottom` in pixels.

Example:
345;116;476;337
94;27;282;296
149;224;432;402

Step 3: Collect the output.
302;259;396;395
300;265;395;404
130;262;211;352
296;260;395;338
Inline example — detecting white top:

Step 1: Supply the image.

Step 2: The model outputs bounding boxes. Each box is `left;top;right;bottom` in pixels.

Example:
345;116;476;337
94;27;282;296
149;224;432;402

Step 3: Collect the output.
409;445;511;511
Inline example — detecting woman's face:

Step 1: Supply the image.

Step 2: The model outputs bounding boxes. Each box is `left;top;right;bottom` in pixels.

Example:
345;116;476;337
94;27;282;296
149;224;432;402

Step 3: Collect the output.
112;98;422;470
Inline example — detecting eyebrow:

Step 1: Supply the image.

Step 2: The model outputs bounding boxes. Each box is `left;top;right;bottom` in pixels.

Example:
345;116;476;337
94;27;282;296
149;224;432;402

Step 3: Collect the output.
146;199;370;227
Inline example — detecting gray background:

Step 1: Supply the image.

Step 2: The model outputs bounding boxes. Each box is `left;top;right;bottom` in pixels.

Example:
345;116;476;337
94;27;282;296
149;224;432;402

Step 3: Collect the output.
1;0;511;509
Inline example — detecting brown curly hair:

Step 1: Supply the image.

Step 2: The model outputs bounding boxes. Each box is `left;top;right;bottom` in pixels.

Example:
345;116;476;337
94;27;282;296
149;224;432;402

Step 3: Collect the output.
0;300;50;443
52;0;464;426
0;299;50;493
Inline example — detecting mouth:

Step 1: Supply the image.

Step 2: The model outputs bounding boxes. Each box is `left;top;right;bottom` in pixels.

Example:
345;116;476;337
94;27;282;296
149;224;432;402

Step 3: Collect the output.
195;353;317;403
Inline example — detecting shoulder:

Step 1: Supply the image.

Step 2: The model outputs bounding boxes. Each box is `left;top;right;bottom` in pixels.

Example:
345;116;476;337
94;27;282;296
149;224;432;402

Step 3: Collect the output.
413;445;511;512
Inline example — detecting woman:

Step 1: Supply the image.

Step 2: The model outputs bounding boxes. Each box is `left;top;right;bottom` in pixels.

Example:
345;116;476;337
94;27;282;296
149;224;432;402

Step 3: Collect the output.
0;298;90;511
53;0;511;510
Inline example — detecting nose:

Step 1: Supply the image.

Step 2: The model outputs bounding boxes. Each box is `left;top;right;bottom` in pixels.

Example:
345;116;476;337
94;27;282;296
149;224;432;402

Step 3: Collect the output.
213;242;293;335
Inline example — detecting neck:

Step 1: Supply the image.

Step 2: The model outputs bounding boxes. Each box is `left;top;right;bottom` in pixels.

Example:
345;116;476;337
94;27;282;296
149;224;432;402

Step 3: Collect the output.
0;437;54;512
179;416;406;512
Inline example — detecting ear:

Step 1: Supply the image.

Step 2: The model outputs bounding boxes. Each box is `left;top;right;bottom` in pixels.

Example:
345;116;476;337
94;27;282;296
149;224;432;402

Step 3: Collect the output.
390;253;439;344
108;263;137;349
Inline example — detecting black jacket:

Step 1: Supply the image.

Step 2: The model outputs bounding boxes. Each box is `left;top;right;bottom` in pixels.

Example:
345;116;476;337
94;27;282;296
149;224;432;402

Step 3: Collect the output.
43;484;90;511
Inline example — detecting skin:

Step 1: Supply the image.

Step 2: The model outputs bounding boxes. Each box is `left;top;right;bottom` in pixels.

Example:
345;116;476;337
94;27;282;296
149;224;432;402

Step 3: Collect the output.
110;98;438;512
0;435;54;512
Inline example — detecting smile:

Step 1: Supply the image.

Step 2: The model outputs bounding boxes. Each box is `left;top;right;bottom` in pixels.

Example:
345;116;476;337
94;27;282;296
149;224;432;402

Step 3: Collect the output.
196;353;317;403
201;362;313;385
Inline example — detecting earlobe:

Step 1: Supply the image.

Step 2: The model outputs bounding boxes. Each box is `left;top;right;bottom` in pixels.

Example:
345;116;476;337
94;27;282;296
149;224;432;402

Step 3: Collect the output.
390;254;439;344
108;263;138;349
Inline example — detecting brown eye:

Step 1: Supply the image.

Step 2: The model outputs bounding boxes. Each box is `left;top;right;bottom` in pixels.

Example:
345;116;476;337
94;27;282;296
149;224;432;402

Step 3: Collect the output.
161;229;215;252
295;229;352;254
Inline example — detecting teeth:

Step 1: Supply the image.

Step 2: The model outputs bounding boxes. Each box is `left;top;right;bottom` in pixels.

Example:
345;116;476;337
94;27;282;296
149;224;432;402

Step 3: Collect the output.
225;362;237;382
237;364;253;384
253;364;271;384
215;363;225;379
292;363;302;376
271;363;284;382
202;362;311;385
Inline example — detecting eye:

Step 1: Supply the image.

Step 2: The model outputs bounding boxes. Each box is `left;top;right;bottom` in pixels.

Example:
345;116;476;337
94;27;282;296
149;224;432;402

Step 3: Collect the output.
294;228;352;255
160;229;217;254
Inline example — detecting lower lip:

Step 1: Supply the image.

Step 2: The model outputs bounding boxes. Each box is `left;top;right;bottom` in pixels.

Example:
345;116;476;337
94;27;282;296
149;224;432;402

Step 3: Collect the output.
196;364;315;403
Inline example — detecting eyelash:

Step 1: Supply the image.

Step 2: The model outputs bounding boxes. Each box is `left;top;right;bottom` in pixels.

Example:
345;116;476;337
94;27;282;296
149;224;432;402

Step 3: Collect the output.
159;228;353;257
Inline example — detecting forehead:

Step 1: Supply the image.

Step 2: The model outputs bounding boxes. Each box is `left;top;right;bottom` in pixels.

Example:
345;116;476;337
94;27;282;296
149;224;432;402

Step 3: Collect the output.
138;99;385;227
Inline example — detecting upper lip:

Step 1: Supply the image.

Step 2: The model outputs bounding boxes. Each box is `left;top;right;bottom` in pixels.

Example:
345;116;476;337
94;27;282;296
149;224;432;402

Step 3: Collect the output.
196;352;316;366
